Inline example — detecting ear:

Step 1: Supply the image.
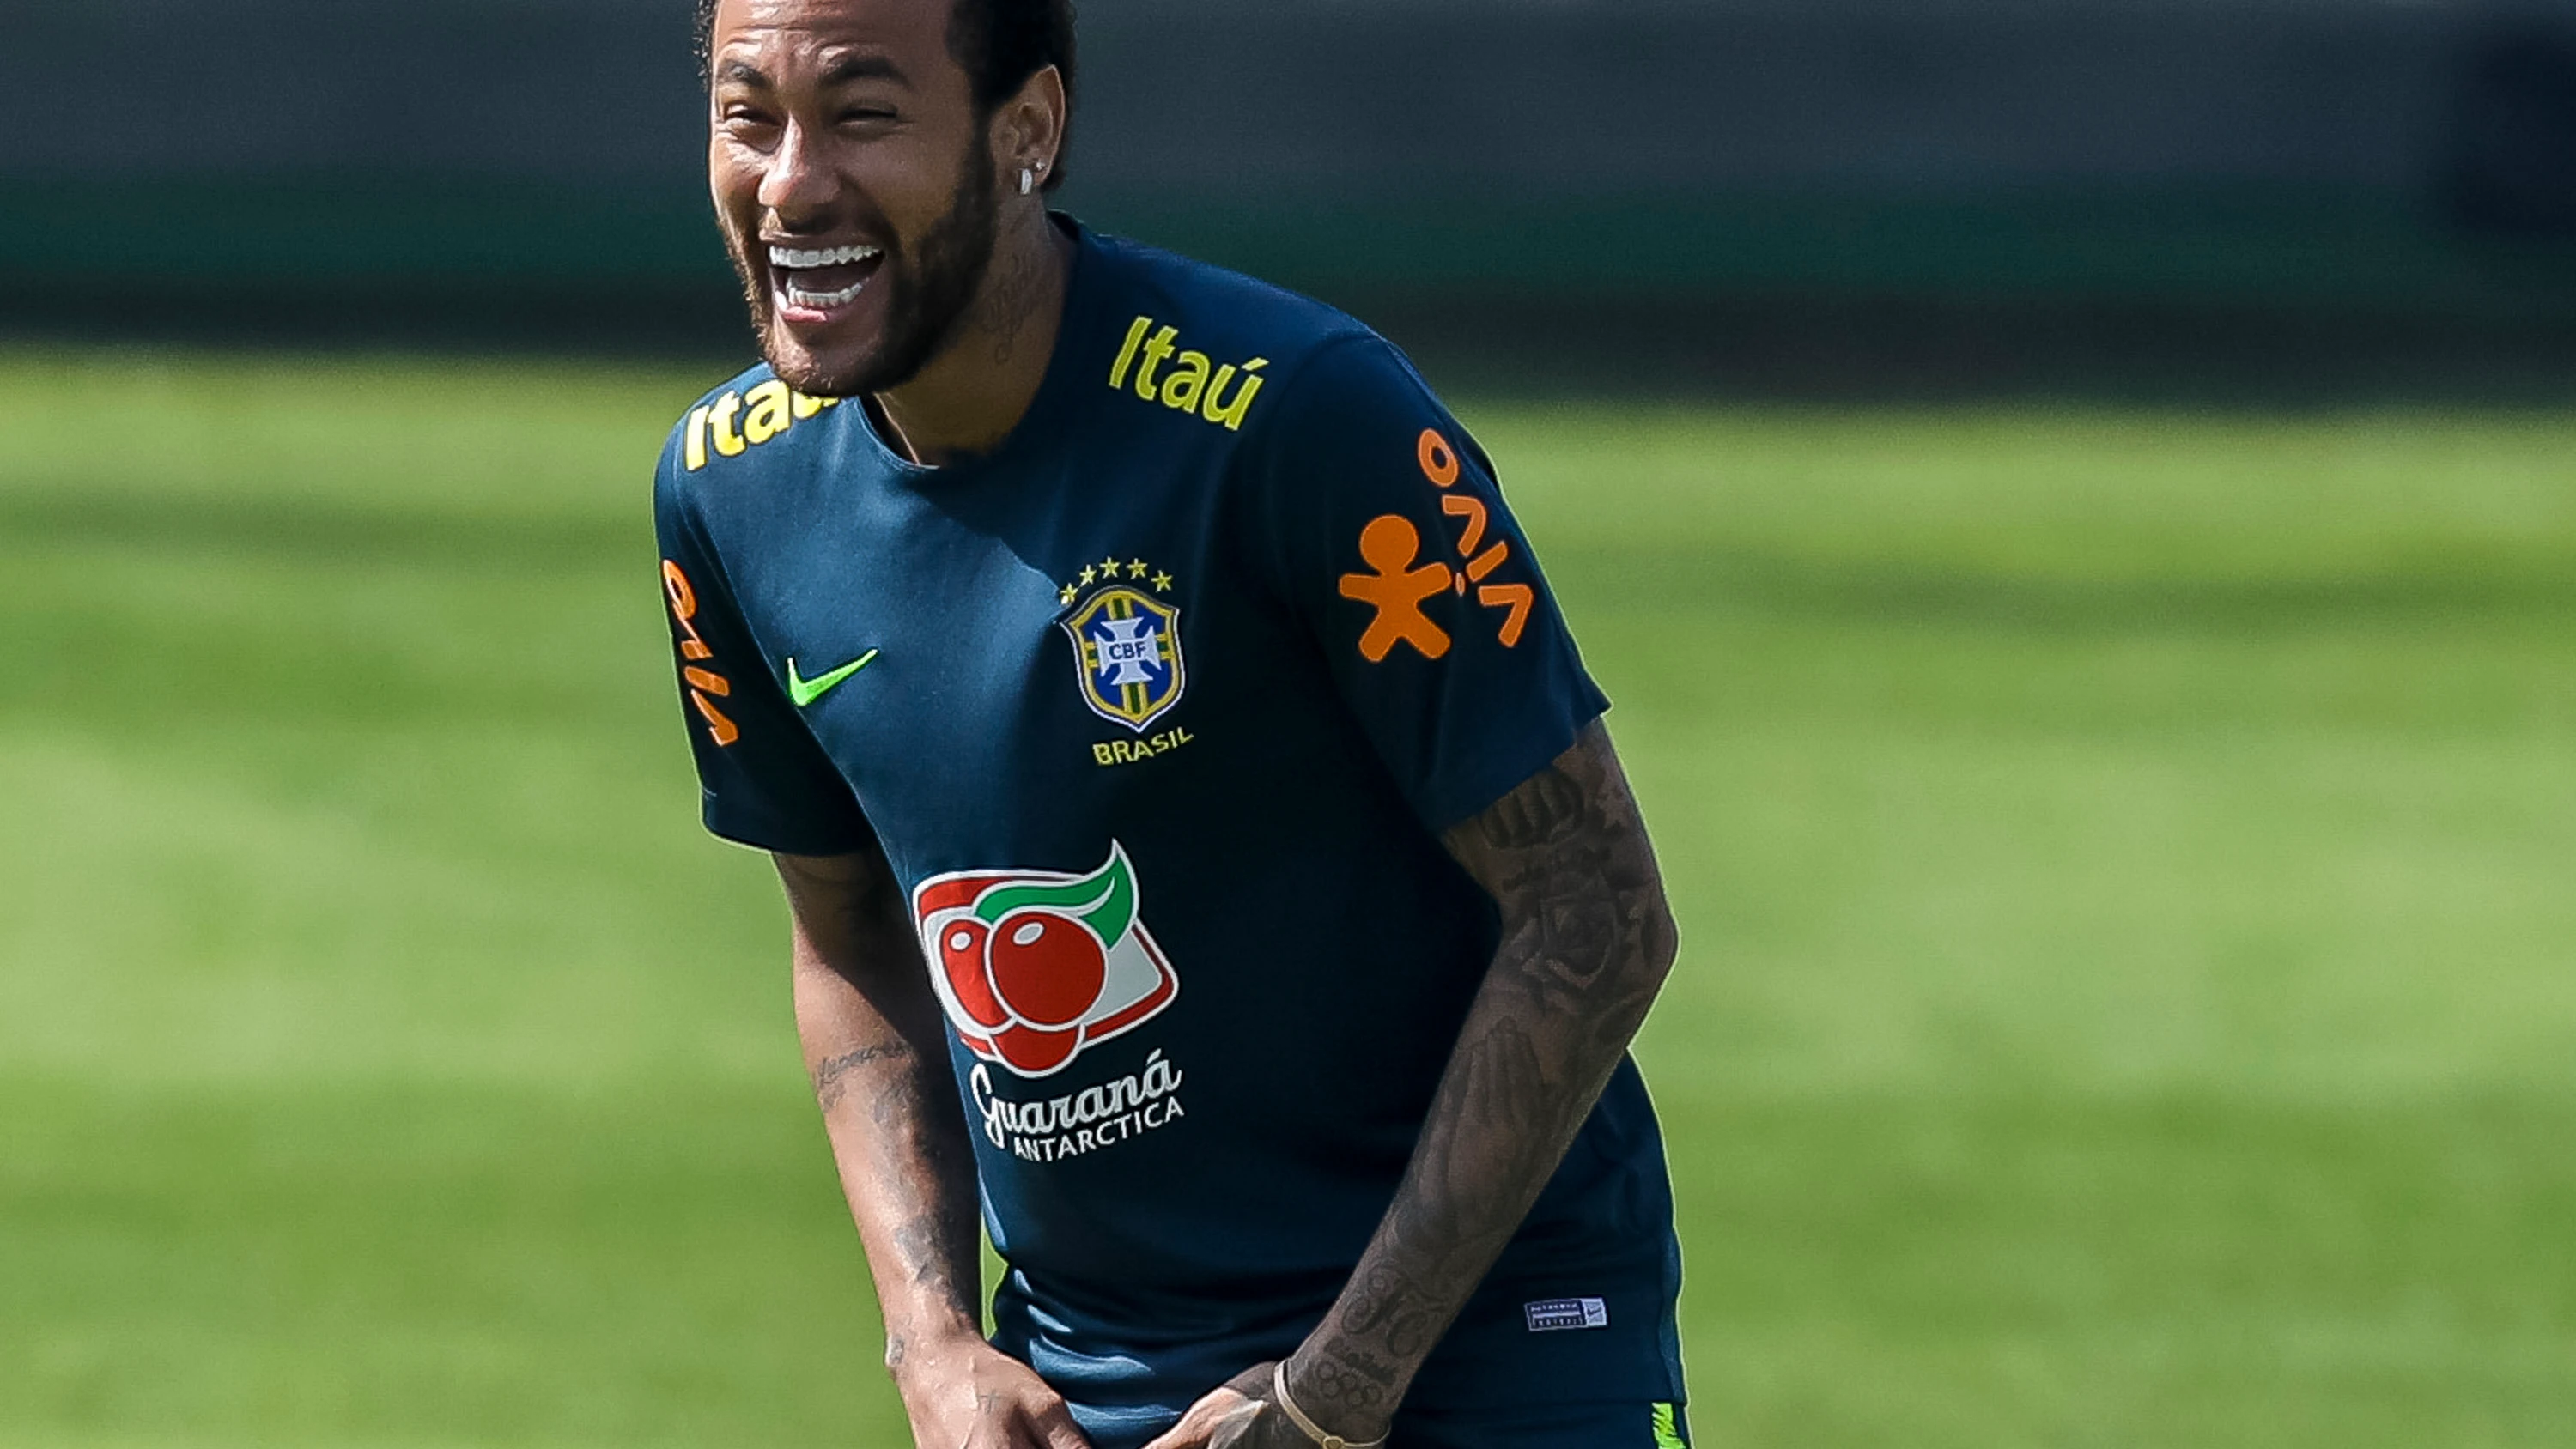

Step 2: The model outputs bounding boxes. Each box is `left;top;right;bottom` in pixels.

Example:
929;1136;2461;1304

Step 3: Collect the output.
991;64;1069;191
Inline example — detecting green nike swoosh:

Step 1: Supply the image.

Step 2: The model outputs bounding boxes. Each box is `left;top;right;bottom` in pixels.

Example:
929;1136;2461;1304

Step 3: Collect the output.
787;650;879;707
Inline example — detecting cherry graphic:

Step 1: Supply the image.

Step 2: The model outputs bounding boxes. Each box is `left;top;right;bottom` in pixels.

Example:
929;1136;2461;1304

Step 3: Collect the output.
993;1023;1083;1075
936;918;1010;1031
987;910;1109;1029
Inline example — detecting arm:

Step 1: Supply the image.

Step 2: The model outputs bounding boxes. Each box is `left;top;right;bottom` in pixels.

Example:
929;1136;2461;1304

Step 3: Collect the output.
777;846;1091;1449
1150;721;1678;1448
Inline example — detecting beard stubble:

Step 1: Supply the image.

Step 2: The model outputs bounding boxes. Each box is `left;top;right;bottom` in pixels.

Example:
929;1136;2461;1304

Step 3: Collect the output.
734;136;1004;401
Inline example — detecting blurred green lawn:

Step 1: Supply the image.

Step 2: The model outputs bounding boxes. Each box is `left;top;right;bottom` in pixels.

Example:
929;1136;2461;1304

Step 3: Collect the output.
3;347;2572;1448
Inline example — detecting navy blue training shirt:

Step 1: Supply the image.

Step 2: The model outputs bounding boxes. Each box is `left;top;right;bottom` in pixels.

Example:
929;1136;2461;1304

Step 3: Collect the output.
654;220;1685;1443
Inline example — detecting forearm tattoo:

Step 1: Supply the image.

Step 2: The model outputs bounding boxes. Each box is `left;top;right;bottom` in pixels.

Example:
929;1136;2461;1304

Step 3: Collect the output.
780;847;986;1349
811;1041;908;1112
1285;722;1677;1432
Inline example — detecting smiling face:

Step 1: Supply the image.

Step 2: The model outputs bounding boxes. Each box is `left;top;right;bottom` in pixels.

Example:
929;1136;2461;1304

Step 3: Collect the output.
708;0;1004;397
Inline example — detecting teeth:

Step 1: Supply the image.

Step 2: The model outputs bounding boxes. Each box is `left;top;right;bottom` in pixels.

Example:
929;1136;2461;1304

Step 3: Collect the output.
769;243;881;270
783;276;870;308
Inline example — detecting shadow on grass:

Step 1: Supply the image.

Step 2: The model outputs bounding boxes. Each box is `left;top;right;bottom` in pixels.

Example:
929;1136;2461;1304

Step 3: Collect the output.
0;492;637;573
10;288;2576;409
9;489;2571;636
1554;544;2576;634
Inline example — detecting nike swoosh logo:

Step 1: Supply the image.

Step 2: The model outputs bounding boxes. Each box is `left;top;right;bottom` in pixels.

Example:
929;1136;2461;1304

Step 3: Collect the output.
787;650;878;707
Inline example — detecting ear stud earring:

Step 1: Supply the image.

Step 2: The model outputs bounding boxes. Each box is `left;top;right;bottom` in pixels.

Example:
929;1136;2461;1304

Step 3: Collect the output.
1019;167;1035;195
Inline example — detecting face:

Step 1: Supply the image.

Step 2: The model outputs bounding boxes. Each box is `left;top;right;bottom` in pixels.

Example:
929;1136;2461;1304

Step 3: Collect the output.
708;0;1004;397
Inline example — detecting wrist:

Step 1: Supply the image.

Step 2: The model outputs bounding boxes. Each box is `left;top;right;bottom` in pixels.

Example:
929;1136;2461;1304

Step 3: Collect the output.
883;1315;987;1385
1279;1341;1400;1446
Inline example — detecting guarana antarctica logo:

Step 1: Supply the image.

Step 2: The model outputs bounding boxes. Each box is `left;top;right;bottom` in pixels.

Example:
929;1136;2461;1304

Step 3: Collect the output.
911;843;1180;1079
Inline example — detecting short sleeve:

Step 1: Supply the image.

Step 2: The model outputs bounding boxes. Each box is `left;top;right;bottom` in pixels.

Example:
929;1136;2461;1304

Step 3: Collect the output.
1242;336;1609;830
653;438;875;857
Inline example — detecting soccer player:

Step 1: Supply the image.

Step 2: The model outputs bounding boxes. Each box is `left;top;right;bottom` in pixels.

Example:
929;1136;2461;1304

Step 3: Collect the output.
656;2;1689;1446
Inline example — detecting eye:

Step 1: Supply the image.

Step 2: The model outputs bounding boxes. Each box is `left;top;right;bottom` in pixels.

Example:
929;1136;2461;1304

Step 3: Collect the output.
838;105;898;126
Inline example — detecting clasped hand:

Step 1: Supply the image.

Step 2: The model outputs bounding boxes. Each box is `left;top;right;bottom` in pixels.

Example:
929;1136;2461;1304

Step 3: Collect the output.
894;1334;1091;1449
897;1348;1376;1449
1140;1361;1376;1449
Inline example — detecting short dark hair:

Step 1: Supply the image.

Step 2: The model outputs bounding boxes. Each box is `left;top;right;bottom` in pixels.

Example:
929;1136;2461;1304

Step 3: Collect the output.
696;0;1078;190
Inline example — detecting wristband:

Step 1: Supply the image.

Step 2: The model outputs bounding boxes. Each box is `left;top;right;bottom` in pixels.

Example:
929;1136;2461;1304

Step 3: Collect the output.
1272;1361;1388;1449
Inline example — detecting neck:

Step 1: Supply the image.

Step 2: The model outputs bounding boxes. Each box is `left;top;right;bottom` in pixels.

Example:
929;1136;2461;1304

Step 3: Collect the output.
872;205;1075;468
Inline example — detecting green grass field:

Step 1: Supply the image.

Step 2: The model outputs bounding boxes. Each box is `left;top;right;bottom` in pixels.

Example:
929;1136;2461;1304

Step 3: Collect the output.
3;346;2572;1448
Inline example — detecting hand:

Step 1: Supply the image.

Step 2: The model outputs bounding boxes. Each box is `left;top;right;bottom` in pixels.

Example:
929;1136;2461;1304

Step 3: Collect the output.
1139;1362;1353;1449
891;1331;1091;1449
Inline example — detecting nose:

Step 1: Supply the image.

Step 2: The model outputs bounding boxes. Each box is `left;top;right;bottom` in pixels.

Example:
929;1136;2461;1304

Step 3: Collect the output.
757;119;835;225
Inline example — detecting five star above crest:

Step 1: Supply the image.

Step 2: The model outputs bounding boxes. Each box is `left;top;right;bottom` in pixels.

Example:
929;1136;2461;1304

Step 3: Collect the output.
1065;556;1179;602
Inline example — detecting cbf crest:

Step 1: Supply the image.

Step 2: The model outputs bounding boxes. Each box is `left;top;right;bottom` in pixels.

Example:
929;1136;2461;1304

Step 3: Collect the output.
1060;557;1186;732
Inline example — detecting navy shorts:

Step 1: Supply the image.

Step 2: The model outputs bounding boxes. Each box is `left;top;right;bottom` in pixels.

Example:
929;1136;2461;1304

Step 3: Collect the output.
1084;1400;1692;1449
1391;1399;1692;1449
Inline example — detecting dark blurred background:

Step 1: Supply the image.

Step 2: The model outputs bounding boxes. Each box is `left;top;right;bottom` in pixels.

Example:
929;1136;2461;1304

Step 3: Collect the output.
7;0;2576;394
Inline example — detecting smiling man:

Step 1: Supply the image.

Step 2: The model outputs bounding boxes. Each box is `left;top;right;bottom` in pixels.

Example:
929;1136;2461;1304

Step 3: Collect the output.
654;3;1690;1446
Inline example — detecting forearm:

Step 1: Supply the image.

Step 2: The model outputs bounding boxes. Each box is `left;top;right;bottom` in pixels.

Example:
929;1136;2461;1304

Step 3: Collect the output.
796;958;984;1352
779;853;986;1363
1285;726;1678;1434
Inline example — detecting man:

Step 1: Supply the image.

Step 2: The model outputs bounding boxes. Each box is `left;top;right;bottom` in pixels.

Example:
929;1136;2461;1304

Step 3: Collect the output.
656;1;1689;1445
